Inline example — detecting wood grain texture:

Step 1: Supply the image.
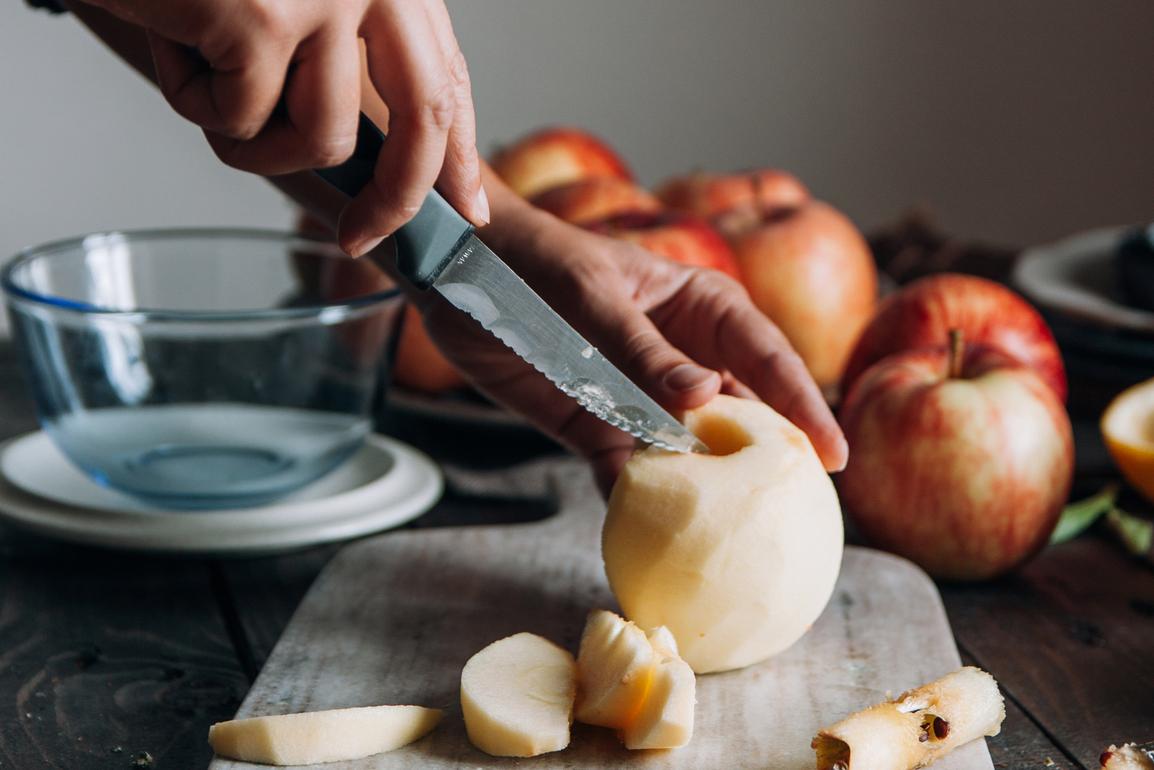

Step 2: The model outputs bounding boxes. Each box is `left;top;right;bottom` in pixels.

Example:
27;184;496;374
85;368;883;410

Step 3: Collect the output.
0;530;249;770
943;535;1154;770
211;460;993;770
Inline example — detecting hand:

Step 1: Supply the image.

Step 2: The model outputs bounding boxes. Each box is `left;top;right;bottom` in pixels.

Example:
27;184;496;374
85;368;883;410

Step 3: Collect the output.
417;205;848;494
81;0;487;256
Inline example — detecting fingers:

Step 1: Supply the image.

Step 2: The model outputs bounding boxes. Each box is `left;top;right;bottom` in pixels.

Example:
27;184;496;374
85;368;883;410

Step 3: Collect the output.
206;26;362;174
655;270;848;472
420;0;488;225
338;0;484;256
148;29;292;142
545;255;724;413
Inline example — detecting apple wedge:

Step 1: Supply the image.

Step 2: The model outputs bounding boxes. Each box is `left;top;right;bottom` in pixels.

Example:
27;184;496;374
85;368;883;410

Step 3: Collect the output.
574;609;658;729
621;627;696;750
461;632;577;757
207;705;442;765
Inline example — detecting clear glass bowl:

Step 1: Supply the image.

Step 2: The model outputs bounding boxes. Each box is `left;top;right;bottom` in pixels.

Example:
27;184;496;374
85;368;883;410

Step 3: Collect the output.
2;228;404;510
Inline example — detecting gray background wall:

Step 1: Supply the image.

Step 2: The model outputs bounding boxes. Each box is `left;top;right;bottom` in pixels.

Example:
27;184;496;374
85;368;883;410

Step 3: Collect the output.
1;0;1152;267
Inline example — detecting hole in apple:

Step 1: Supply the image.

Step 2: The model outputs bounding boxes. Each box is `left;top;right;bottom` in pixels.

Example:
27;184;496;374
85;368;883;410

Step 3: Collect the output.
687;414;754;456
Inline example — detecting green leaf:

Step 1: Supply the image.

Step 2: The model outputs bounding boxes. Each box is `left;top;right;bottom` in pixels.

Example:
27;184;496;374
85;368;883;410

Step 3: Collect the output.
1105;506;1154;558
1049;483;1119;545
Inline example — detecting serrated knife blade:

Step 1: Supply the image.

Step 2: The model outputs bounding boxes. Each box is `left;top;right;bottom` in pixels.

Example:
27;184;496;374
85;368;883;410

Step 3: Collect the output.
315;113;707;454
432;235;708;453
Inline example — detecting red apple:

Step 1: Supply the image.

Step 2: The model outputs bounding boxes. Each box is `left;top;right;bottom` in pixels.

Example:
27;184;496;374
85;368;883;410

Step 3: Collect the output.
656;169;809;222
837;334;1074;581
586;210;742;280
842;273;1067;401
491;126;632;199
529;177;661;226
726;201;877;388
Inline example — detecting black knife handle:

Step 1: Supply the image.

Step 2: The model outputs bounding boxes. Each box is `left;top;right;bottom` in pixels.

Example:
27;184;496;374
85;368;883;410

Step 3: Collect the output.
314;113;474;289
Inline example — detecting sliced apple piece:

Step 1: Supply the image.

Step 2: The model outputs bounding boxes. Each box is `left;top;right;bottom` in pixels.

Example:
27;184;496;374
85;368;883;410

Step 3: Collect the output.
207;705;442;765
621;627;696;750
574;609;658;728
460;632;577;757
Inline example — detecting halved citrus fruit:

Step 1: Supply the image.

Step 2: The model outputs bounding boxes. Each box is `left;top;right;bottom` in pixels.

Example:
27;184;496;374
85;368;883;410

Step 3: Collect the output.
1101;377;1154;504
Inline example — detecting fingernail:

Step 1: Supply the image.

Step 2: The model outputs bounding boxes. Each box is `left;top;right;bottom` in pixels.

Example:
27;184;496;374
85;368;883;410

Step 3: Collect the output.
664;364;715;393
474;185;491;225
350;235;386;258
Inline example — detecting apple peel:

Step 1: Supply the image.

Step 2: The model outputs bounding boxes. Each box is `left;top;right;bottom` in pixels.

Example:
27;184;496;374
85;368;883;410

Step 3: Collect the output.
812;666;1005;770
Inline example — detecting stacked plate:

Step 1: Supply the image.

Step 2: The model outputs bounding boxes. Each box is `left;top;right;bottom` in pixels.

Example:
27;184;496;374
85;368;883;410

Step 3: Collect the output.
1014;226;1154;417
0;432;442;554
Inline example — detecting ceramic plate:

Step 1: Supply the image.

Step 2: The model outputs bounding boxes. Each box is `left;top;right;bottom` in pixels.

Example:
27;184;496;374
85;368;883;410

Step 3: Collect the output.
0;432;442;554
1014;226;1154;334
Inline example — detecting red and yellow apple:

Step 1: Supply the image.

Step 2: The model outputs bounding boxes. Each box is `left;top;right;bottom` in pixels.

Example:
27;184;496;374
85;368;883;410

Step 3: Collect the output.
529;177;660;226
726;201;877;388
394;304;467;393
656;169;809;223
586;210;742;280
842;273;1067;401
837;334;1074;581
490;126;632;199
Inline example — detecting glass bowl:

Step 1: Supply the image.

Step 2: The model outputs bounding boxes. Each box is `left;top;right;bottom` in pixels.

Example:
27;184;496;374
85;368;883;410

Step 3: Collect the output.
2;228;404;510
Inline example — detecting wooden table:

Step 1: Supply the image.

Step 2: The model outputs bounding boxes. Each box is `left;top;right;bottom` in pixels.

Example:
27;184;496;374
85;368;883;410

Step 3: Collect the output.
0;342;1150;770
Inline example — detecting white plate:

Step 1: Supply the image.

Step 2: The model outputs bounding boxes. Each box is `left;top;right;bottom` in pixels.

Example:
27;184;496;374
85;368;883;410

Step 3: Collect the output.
1014;226;1154;333
0;432;442;554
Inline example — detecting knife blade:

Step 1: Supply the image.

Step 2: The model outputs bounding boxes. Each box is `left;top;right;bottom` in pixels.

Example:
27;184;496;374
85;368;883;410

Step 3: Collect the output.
315;113;707;454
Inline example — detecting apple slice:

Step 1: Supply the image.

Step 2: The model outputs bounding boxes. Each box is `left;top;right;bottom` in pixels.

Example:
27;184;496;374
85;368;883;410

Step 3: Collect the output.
622;627;696;750
207;705;442;765
461;632;577;757
574;610;658;728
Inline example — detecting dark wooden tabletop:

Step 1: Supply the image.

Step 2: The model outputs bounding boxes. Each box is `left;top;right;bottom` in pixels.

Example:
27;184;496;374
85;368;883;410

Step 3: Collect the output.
0;342;1151;770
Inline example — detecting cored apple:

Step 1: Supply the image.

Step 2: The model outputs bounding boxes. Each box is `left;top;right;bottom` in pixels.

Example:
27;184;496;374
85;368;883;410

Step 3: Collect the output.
656;169;809;223
725;201;878;388
603;395;844;674
490;126;632;199
529;177;661;226
586;211;742;280
841;273;1067;401
837;333;1074;581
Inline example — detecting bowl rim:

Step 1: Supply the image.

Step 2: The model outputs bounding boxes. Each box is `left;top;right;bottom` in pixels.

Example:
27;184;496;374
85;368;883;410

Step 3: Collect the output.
1;227;404;323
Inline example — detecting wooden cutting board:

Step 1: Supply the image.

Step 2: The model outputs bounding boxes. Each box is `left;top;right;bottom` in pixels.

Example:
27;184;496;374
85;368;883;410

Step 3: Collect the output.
211;459;994;770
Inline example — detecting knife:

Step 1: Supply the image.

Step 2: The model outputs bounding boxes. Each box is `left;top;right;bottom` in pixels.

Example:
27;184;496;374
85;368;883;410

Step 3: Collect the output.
315;113;707;454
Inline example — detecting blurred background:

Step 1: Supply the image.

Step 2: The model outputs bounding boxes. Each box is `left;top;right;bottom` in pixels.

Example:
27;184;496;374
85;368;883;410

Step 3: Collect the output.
1;0;1153;261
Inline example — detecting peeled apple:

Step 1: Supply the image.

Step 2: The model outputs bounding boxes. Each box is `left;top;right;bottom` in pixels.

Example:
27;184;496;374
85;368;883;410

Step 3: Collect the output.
602;395;844;674
622;627;696;750
574;610;657;728
207;705;442;765
460;632;577;757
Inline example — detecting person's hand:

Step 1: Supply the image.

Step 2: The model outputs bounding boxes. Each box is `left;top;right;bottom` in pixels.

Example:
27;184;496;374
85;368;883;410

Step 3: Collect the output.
416;205;848;495
80;0;487;256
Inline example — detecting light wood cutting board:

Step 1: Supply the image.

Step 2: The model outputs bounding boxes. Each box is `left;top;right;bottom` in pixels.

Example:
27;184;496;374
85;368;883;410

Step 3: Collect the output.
211;459;994;770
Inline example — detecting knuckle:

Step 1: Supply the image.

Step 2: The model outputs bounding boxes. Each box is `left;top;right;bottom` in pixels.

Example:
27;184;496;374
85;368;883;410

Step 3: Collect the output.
305;131;357;168
447;48;471;87
246;0;294;40
420;79;458;133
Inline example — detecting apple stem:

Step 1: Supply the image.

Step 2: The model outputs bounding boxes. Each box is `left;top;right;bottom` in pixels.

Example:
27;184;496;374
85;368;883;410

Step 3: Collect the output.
948;329;965;379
